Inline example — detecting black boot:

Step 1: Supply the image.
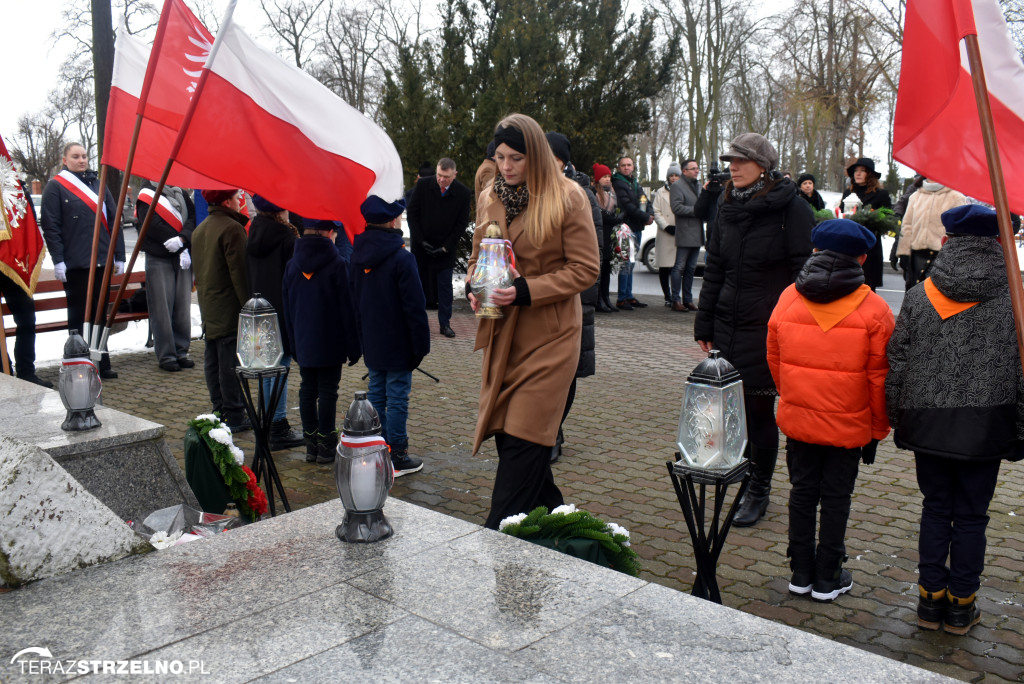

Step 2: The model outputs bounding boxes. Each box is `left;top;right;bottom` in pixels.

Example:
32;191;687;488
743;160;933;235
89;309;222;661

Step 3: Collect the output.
733;447;777;527
811;556;853;602
917;585;946;631
304;431;319;463
270;419;305;450
944;591;981;635
788;547;815;596
550;427;564;463
601;295;619;312
317;430;339;465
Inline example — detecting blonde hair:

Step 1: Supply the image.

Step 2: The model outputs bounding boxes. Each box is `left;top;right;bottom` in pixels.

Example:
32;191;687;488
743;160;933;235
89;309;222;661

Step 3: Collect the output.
496;113;572;247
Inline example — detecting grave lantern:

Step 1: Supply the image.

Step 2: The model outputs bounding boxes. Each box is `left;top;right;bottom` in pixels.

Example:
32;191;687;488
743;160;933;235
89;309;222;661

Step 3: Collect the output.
236;293;283;369
59;330;102;431
335;391;394;543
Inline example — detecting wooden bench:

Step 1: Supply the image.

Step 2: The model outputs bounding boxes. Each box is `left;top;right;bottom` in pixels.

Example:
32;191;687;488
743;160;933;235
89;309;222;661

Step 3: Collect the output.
2;271;149;336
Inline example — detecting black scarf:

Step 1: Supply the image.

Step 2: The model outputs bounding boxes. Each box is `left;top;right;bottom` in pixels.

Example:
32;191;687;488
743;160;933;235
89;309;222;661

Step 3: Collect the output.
494;173;529;226
719;179;796;234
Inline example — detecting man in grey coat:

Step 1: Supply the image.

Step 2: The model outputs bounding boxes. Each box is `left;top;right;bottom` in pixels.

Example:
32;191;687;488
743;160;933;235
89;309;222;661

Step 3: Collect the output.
669;159;703;310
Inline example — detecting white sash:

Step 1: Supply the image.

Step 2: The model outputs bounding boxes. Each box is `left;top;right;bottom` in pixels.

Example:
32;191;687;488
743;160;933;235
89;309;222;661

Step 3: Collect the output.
55;170;109;231
137;188;184;232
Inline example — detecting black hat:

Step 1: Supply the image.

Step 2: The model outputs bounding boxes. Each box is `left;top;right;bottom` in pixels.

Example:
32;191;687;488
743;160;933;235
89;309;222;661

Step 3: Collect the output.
360;195;406;224
303;218;341;233
545;132;572;164
252;194;284;213
941;204;999;237
486;140;496;160
812;218;876;256
417;162;433;179
797;173;816;186
847;157;881;180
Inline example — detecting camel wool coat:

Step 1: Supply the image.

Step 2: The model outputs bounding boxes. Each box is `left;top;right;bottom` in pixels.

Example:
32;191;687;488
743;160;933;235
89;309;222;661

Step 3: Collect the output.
469;179;601;454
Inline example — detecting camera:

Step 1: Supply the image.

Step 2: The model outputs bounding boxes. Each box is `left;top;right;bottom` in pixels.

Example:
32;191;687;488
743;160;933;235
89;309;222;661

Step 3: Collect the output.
707;165;731;184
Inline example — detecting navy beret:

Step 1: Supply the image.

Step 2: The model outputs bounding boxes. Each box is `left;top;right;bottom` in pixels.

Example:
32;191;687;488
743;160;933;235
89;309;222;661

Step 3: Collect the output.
360;195;406;224
812;218;876;256
252;194;284;213
941;204;998;237
302;217;342;233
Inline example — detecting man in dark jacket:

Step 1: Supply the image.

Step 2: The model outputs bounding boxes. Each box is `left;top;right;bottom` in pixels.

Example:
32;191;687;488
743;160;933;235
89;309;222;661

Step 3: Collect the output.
350;196;430;476
40;142;125;378
406;158;471;338
611;156;653;309
669;159;703;310
886;204;1024;636
191;188;250;431
137;182;195;373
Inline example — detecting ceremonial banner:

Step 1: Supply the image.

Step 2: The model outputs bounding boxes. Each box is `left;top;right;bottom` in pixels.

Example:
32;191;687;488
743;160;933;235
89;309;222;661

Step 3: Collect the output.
894;0;1024;214
0;135;46;295
102;2;230;189
171;1;403;243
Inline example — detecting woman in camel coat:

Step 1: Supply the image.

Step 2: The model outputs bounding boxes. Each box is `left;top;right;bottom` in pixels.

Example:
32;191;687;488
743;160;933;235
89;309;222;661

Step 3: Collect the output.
467;113;600;529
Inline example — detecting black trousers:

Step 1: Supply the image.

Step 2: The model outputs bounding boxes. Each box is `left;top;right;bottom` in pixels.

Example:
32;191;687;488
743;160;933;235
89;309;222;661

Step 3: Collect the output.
63;268;112;371
298;364;342;436
658;267;672;302
484;433;564;529
598;222;614;303
203;335;245;423
0;271;38;377
786;439;861;571
745;393;779;453
915;452;1001;597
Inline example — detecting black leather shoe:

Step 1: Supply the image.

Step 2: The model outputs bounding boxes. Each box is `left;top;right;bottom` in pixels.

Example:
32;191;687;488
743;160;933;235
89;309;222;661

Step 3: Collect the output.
628;298;648;308
733;491;769;527
159;360;181;372
616;301;634;310
595;300;614;313
441;325;456;338
19;374;54;389
270;419;305;450
100;369;118;380
177;357;196;368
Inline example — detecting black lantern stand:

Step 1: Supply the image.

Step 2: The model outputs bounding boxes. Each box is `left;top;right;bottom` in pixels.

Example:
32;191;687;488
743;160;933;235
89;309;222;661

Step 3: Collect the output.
666;455;751;603
235;366;291;516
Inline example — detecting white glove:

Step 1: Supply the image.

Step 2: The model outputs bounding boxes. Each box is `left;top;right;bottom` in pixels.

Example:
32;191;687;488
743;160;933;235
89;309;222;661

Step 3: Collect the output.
179;249;191;270
114;261;125;275
163;236;184;253
54;262;67;282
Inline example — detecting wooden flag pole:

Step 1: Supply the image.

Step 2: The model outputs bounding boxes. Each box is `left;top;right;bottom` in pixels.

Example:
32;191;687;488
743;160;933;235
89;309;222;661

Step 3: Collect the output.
0;323;10;376
82;164;109;345
964;32;1024;370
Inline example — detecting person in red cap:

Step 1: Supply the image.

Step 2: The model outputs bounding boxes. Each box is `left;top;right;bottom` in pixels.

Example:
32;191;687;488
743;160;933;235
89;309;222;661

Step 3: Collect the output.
592;162;619;312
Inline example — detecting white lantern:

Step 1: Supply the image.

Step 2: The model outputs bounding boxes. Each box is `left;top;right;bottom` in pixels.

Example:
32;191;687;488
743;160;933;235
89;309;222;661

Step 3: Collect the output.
58;330;102;431
335;391;394;543
842;194;863;217
236;294;283;369
676;350;747;471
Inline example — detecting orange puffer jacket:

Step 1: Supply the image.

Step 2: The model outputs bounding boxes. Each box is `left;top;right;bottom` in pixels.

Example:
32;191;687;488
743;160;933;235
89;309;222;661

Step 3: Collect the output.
767;282;894;448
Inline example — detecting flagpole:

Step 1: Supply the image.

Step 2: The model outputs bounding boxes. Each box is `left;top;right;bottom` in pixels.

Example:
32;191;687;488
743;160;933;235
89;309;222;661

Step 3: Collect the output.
82;164;109;345
0;324;10;376
963;32;1024;370
102;1;237;340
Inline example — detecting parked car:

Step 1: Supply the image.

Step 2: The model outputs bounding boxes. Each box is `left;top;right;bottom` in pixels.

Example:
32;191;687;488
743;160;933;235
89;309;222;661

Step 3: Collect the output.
639;222;705;275
30;194;42;219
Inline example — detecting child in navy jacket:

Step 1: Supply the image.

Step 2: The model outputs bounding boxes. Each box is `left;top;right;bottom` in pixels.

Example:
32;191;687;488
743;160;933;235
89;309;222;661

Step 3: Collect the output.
350;196;431;476
282;219;361;465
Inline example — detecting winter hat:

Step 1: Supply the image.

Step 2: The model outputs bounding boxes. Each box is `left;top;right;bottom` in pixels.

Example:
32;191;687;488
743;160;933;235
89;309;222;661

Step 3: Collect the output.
941;204;999;237
846;157;881;180
485;140;496;160
360;195;406;225
493;123;527;154
812;218;876;256
720;133;779;171
303;218;342;234
666;162;682;177
200;188;238;205
545;132;572;164
592;163;612;181
797;173;816;186
417;161;433;178
251;194;284;213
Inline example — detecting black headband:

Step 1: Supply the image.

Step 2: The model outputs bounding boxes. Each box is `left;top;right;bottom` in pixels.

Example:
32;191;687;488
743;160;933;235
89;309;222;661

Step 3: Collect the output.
493;124;527;154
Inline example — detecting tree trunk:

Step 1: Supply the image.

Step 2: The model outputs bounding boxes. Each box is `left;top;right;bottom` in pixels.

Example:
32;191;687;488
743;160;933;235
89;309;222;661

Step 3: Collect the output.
91;0;119;188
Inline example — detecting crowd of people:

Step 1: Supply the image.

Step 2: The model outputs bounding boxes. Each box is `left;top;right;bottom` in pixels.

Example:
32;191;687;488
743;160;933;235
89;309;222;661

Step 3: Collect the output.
9;121;1019;640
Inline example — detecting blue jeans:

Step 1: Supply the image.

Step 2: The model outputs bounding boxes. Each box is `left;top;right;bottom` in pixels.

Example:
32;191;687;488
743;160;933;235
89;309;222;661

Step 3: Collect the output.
616;230;641;303
367;368;412;450
670;246;701;305
261;354;292;422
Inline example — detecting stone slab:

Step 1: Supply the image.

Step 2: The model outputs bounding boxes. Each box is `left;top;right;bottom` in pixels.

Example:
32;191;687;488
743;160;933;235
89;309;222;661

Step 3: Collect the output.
0;434;151;587
0;374;199;522
0;498;951;683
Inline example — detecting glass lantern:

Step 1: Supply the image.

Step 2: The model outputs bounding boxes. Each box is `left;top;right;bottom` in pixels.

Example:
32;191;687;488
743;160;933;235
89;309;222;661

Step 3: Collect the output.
236;293;283;369
676;350;747;471
58;330;102;431
842;194;863;217
335;391;394;543
469;222;514;319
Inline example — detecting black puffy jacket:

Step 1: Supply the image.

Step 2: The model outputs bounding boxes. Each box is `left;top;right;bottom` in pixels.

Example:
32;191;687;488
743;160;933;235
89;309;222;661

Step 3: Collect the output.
694;179;814;390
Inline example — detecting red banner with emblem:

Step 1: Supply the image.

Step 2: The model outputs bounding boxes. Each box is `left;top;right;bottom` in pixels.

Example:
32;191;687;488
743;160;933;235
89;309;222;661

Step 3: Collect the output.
0;134;46;295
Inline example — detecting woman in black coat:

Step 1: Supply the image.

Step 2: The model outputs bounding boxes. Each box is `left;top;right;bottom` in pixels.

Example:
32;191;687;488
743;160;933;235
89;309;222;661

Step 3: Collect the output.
841;158;892;290
797;173;826;211
694;133;814;528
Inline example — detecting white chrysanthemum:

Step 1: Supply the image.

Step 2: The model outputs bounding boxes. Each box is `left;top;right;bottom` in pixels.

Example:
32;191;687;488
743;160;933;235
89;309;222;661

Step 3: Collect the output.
498;513;528;530
230;445;244;465
551;504;577;516
150;530;183;550
195;414;218;424
208;428;232;446
607;522;630;538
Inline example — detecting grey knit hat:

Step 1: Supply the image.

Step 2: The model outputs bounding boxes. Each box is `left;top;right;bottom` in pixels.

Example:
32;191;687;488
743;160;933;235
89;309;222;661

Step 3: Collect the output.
719;133;779;171
666;162;682;177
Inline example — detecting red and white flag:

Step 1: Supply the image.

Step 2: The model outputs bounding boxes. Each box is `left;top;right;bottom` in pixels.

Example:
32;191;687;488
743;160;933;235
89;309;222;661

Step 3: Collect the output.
0;134;46;295
171;1;403;243
894;0;1024;214
102;1;231;189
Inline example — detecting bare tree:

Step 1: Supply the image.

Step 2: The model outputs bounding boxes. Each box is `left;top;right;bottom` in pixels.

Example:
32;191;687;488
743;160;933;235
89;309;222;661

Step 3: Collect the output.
260;0;327;69
10;111;70;186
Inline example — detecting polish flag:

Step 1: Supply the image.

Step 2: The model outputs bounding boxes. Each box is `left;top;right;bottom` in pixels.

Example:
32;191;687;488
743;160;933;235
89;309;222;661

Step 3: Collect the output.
171;2;403;243
102;2;231;189
894;0;1024;214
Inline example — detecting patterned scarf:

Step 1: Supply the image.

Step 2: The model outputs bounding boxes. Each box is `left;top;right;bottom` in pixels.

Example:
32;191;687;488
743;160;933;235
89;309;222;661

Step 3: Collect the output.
729;176;767;203
494;173;529;226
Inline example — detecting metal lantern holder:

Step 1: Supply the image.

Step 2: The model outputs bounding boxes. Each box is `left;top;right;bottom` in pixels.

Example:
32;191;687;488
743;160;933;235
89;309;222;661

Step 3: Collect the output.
235;365;291;516
667;457;750;603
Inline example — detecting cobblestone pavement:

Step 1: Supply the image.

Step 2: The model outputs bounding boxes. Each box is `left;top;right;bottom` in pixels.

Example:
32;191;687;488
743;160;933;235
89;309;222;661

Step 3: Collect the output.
64;296;1024;683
